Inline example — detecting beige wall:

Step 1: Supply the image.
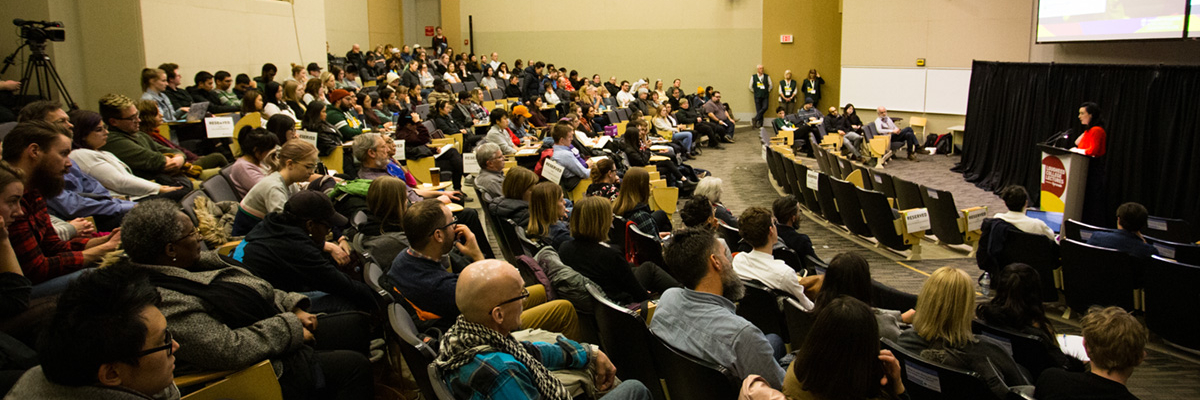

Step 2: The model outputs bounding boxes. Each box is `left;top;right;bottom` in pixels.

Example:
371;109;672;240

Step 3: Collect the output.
453;0;763;114
762;0;841;112
367;0;404;49
326;0;370;53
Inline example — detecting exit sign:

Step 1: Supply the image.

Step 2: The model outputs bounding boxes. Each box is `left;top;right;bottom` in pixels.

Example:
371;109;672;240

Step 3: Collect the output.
425;26;434;36
780;34;793;43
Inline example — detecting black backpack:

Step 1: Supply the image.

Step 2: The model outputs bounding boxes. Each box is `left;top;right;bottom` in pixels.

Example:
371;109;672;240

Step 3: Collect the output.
922;133;939;148
935;134;953;154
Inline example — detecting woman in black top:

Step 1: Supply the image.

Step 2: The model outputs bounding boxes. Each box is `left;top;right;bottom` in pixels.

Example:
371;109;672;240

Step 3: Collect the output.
558;196;678;305
976;263;1082;375
504;76;523;99
618;119;696;189
300;102;342;157
844;103;865;134
586;158;620;201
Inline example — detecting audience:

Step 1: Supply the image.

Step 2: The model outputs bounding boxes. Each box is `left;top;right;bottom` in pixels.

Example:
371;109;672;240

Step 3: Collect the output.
560;196;678;305
346;176;410;267
111;200;373;399
695;176;738;228
66;110;186;202
483;108;516;155
1035;306;1146;400
213;71;241;107
433;259;651;400
814;252;913;342
1086;202;1158;259
702;91;736;142
525;182;571;249
325;89;364;141
300;101;342;157
187;71;238;114
585;158;620;201
652;228;785;388
230;140;319;236
612;167;671;235
992;185;1056;240
731;207;815;309
898;267;1031;398
549;122;593;191
98;94;190;184
679;195;720;232
772;195;818;263
140;68;188;122
473;143;505;203
783;296;906;400
394;108;466;192
134;99;228;173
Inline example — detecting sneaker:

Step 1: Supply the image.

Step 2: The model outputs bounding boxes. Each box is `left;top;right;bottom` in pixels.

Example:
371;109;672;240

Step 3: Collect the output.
464;175;476;186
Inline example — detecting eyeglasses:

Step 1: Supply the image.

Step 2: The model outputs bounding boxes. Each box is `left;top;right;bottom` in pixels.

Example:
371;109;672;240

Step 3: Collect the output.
173;228;201;243
431;218;458;235
494;287;530;308
115;114;141;121
138;329;174;357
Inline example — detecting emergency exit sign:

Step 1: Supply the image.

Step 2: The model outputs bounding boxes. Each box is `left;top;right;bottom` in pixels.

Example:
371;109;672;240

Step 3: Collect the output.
780;34;793;43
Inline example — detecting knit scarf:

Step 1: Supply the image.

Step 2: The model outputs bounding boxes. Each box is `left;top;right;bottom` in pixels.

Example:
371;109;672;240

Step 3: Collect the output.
434;316;571;400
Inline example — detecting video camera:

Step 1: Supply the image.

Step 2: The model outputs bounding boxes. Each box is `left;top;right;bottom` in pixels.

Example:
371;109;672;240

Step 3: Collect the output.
14;19;65;43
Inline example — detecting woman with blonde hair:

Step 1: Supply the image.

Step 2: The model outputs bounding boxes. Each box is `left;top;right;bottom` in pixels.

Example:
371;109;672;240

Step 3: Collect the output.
525;181;571;249
898;267;1031;398
344;176;411;267
586;158;620;201
288;63;308;85
560;196;680;305
282;80;306;115
489;166;538;227
612;167;671;236
231;140;321;235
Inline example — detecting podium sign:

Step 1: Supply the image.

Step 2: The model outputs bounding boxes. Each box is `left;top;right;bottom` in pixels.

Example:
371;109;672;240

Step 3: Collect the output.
1038;144;1090;223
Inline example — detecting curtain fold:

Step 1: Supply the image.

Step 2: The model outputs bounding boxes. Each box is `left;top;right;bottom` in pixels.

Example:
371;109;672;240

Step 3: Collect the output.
956;61;1200;229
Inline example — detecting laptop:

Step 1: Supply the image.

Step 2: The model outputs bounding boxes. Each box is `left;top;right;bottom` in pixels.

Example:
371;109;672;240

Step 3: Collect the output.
185;102;209;122
1025;209;1064;233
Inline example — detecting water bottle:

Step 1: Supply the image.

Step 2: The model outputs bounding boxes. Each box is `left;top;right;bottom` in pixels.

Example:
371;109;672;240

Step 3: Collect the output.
978;272;991;297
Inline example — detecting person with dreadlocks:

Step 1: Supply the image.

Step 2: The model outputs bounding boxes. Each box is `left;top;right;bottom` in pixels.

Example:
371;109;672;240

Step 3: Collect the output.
433;259;652;400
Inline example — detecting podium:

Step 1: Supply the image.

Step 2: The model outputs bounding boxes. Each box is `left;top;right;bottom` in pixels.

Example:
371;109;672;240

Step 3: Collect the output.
1038;144;1091;223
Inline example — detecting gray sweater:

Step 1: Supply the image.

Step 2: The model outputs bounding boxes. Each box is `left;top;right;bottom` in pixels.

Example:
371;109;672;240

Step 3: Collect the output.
4;366;180;400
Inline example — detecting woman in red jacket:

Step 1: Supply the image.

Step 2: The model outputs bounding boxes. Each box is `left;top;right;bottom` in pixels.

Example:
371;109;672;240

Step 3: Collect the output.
1073;102;1105;156
1074;102;1108;225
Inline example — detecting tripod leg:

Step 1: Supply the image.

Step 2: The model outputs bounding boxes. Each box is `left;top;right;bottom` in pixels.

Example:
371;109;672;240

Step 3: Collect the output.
39;58;76;110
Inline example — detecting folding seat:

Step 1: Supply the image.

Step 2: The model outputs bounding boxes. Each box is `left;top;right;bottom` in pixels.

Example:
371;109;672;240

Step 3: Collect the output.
971;320;1063;380
814;172;843;227
1143;256;1200;351
794;163;823;216
1060;238;1142;314
921;185;986;254
856;187;923;259
1143;215;1194;243
881;339;1000;400
649;331;740;400
829;177;873;238
735;281;788;338
587;284;667;400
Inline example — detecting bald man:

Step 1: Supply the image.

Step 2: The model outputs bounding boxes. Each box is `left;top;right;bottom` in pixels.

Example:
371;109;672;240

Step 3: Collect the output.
433;260;651;400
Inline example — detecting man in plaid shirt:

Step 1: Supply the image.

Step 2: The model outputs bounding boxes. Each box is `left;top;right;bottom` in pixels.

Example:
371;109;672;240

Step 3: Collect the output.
2;121;121;295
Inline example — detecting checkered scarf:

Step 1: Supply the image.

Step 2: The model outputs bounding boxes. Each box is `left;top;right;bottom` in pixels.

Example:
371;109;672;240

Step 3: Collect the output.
434;316;571;400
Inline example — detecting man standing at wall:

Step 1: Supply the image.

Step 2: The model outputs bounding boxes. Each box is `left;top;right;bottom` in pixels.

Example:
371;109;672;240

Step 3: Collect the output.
749;65;772;129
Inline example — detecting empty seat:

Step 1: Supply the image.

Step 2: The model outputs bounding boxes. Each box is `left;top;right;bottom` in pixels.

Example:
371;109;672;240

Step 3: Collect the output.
829;177;873;238
855;187;918;256
881;338;1000;400
648;331;740;400
920;185;985;251
735;281;788;338
836;157;855;180
824;151;844;178
1145;236;1200;265
765;146;785;189
201;174;239;203
1061;218;1111;242
387;303;439;398
814;172;843;226
988;224;1061;301
587;285;667;400
781;153;801;196
489;88;504;101
463;81;478;91
1060;238;1142;313
867;169;897;199
813;145;831;175
718;222;743;252
217;166;243;201
628;224;666;268
1144;215;1194;243
449;82;465;93
892;177;924;211
794;163;823;216
853;165;874;190
1144;256;1200;351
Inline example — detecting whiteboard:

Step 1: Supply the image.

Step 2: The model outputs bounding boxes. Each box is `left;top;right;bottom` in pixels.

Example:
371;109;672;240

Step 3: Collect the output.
840;67;972;115
840;67;927;113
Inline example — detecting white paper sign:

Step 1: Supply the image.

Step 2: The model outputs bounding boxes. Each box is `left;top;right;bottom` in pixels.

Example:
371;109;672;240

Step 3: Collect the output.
463;152;480;174
904;361;941;392
204;117;234;138
1153;244;1175;260
1146;219;1168;231
297;130;318;147
903;208;931;233
542;158;564;185
806;170;819;191
966;207;986;231
927;188;939;200
393;140;405;161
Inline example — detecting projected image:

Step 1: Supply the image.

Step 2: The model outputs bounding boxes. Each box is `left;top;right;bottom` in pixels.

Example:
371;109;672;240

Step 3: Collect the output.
1189;0;1200;37
1037;0;1186;42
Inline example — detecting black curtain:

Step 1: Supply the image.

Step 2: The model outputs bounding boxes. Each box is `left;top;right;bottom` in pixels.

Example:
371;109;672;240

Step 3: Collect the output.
955;61;1200;229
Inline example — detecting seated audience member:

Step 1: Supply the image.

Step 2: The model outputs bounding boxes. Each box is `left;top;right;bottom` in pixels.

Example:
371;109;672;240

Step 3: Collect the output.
560;196;678;305
815;252;913;342
240;91;265;121
695;176;738;228
233;73;255;99
993;185;1055;240
842;103;865;134
549;122;593;191
302;78;326;106
772;107;798;135
527;97;550;128
702;91;736;142
98;94;190;183
484;109;517;155
586;158;620;201
134;100;228;173
158;63;192;113
651;229;785;388
772;195;818;263
675;98;725;150
977;263;1081;373
388;200;580;338
212;71;241;107
795;98;823;126
187;71;238;114
3;121;121;289
282;80;307;116
427;80;453;106
140;68;187;122
823;106;861;158
525;182;571;249
19;102;137;231
619;120;686;187
1086;202;1158;259
111;200;374;399
490;167;538;227
473;143;505;204
346;176;409;267
783;296;906;400
6;267;180;399
394;110;466;192
325;89;364;141
262;81;297;120
1035;306;1146;400
613;167;671;235
653;104;695;155
231;141;319;236
265;113;299;146
630;89;653;116
228;128;279;198
679;195;720;232
300;101;343;157
504;75;523;99
479;67;499;90
0;164;37;391
67;110;186;202
899;267;1031;398
873;107;921;161
433;259;651;400
237;191;376;313
450;92;478;130
731;207;815;310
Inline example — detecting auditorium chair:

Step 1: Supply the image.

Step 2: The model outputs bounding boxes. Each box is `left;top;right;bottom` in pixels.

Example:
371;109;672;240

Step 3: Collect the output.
813;145;832;175
217;166;242;201
610;215;629;255
648;180;678;216
793;163;823;216
782;297;815;349
867;169;898;200
1060;238;1143;314
736;281;789;338
425;364;456;400
201;174;239;203
823;150;844;178
862;123;903;169
782;150;802;196
648;330;740;400
386;303;440;398
1061;218;1111;242
1144;236;1200;265
765;146;785;189
773;247;808;274
489;88;504;101
891;177;925;211
1144;256;1200;351
180;189;207;227
481;90;492;101
814;172;844;227
229;112;261;156
718;222;744;252
496;218;539;284
628;224;666;268
362;258;395;304
586;284;668;400
920;185;986;255
971;320;1063;380
836;157;856;181
177;360;281;400
989;226;1061;301
829;177;874;238
853;165;875;190
872;280;918;312
856;187;924;260
464;81;478;92
1143;215;1194;244
881;338;1001;400
617;107;630;122
449;82;465;93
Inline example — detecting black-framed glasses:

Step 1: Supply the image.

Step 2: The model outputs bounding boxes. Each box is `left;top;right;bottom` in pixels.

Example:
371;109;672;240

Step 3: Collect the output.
430;218;458;235
138;329;174;357
494;287;530;308
173;228;201;243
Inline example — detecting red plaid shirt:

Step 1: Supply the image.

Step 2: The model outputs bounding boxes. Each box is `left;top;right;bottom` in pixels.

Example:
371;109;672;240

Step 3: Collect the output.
10;188;90;284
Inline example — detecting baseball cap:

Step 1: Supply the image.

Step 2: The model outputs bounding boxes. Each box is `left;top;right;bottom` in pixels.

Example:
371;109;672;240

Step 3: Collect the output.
804;97;814;104
307;62;321;73
328;89;352;103
284;191;348;228
512;105;533;118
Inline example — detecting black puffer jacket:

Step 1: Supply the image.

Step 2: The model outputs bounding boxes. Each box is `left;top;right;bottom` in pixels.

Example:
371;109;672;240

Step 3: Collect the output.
488;197;530;227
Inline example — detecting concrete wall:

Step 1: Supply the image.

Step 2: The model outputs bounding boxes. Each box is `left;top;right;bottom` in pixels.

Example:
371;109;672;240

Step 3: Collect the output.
367;0;404;49
762;0;842;112
326;0;370;53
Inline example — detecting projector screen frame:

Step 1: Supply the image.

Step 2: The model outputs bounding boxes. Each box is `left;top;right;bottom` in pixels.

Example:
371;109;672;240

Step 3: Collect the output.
1034;0;1193;44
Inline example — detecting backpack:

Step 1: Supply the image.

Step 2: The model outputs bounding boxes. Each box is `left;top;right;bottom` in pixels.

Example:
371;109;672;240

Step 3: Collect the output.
922;133;939;148
935;133;953;154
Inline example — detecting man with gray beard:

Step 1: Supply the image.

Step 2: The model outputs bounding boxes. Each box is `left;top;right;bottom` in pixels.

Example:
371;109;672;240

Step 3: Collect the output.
649;228;786;389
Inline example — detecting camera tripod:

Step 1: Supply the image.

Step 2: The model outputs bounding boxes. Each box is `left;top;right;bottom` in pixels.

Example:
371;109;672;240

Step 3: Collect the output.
1;41;77;110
